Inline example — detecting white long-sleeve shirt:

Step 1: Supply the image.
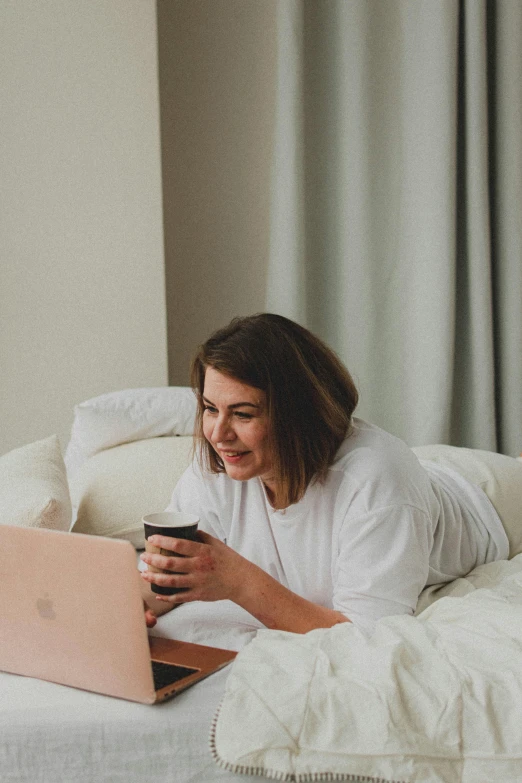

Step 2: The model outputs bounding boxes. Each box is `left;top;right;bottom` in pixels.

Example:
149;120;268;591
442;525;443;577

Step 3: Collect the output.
165;419;508;636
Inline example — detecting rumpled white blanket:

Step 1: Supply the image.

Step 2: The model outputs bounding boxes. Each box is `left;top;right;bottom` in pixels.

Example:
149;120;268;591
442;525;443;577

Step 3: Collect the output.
212;555;522;783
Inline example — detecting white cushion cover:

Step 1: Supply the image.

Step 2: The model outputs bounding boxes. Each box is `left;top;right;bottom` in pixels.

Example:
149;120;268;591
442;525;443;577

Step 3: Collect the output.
70;436;193;548
64;387;196;477
0;435;72;531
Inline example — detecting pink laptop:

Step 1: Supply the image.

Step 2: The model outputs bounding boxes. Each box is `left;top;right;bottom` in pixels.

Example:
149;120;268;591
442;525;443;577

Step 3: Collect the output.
0;525;236;703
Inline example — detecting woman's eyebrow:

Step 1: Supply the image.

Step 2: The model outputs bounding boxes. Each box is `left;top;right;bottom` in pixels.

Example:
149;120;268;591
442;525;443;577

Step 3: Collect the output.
202;396;261;410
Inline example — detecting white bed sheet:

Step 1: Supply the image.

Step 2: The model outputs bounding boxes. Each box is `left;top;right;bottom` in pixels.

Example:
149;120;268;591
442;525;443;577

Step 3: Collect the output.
0;600;268;783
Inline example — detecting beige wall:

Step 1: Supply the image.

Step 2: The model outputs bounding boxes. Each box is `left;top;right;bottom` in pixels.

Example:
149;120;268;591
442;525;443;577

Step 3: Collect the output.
157;0;276;384
0;1;168;455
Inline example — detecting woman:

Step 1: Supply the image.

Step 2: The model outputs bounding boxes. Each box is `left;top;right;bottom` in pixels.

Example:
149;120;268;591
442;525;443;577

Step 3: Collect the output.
141;313;511;637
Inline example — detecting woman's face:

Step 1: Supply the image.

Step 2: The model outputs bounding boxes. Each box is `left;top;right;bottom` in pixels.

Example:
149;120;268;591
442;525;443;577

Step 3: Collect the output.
202;367;276;491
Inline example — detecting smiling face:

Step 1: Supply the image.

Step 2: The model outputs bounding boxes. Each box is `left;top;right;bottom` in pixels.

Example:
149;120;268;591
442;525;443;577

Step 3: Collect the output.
202;367;277;494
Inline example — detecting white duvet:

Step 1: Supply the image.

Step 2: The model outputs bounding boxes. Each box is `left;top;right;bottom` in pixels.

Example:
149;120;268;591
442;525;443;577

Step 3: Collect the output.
212;555;522;783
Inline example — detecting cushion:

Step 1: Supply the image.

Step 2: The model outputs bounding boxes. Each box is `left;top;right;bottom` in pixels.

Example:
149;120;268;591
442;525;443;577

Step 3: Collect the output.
412;443;522;558
64;387;197;477
0;435;72;531
70;436;193;548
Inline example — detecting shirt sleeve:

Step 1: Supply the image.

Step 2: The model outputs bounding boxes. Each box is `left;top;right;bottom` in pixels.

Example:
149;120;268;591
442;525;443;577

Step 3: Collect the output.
164;462;227;542
333;503;431;637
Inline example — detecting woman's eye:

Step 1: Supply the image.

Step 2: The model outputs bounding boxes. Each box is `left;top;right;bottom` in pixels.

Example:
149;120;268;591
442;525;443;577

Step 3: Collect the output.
202;405;252;420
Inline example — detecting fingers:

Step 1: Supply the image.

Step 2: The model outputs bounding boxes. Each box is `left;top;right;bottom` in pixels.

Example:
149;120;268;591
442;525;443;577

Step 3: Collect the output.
140;531;230;604
145;610;157;628
154;592;193;604
140;533;217;573
141;569;194;591
146;534;202;556
143;603;157;629
140;551;191;573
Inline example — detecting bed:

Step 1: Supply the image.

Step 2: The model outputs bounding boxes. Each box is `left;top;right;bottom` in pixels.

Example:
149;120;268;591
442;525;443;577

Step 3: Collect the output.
1;387;522;783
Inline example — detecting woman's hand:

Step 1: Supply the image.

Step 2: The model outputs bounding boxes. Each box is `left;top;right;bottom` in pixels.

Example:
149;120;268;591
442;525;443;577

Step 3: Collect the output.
141;531;350;634
140;531;249;605
143;602;157;628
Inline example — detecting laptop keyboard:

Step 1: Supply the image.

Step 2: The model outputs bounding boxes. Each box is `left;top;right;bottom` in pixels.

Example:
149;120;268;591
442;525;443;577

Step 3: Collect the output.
151;660;199;691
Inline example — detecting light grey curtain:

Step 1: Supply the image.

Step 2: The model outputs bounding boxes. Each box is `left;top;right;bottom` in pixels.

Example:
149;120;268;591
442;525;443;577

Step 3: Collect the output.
266;0;522;455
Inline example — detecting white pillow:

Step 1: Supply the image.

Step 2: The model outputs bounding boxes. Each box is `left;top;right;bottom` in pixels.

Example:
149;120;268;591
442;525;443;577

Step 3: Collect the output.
70;436;193;548
64;387;197;477
150;600;264;652
412;443;522;557
0;435;72;531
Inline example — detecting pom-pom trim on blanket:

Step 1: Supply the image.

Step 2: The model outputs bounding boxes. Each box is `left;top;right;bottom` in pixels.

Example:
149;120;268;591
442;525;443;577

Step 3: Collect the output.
209;700;407;783
209;555;522;783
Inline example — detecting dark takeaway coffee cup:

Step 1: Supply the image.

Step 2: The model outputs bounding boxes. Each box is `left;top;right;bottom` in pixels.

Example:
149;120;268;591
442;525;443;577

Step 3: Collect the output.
143;512;199;595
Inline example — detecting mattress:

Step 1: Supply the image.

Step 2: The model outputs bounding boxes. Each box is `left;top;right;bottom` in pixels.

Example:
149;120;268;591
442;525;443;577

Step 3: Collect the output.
0;600;267;783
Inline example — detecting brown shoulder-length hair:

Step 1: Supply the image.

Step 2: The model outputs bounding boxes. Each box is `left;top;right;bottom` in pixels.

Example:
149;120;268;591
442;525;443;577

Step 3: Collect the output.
190;313;358;508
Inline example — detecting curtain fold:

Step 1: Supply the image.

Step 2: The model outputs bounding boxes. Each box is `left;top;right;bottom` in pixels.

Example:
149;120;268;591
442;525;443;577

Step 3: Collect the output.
451;0;496;450
266;0;306;323
266;0;522;455
490;0;522;457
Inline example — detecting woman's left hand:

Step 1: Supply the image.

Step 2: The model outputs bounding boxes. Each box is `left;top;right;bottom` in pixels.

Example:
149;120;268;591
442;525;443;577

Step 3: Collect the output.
144;604;157;628
140;531;248;604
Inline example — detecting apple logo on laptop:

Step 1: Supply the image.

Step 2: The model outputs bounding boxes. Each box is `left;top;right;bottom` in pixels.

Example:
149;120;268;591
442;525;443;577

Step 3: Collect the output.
36;594;56;620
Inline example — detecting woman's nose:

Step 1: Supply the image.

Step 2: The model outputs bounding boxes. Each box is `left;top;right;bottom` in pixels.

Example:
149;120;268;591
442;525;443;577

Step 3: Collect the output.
212;415;234;443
